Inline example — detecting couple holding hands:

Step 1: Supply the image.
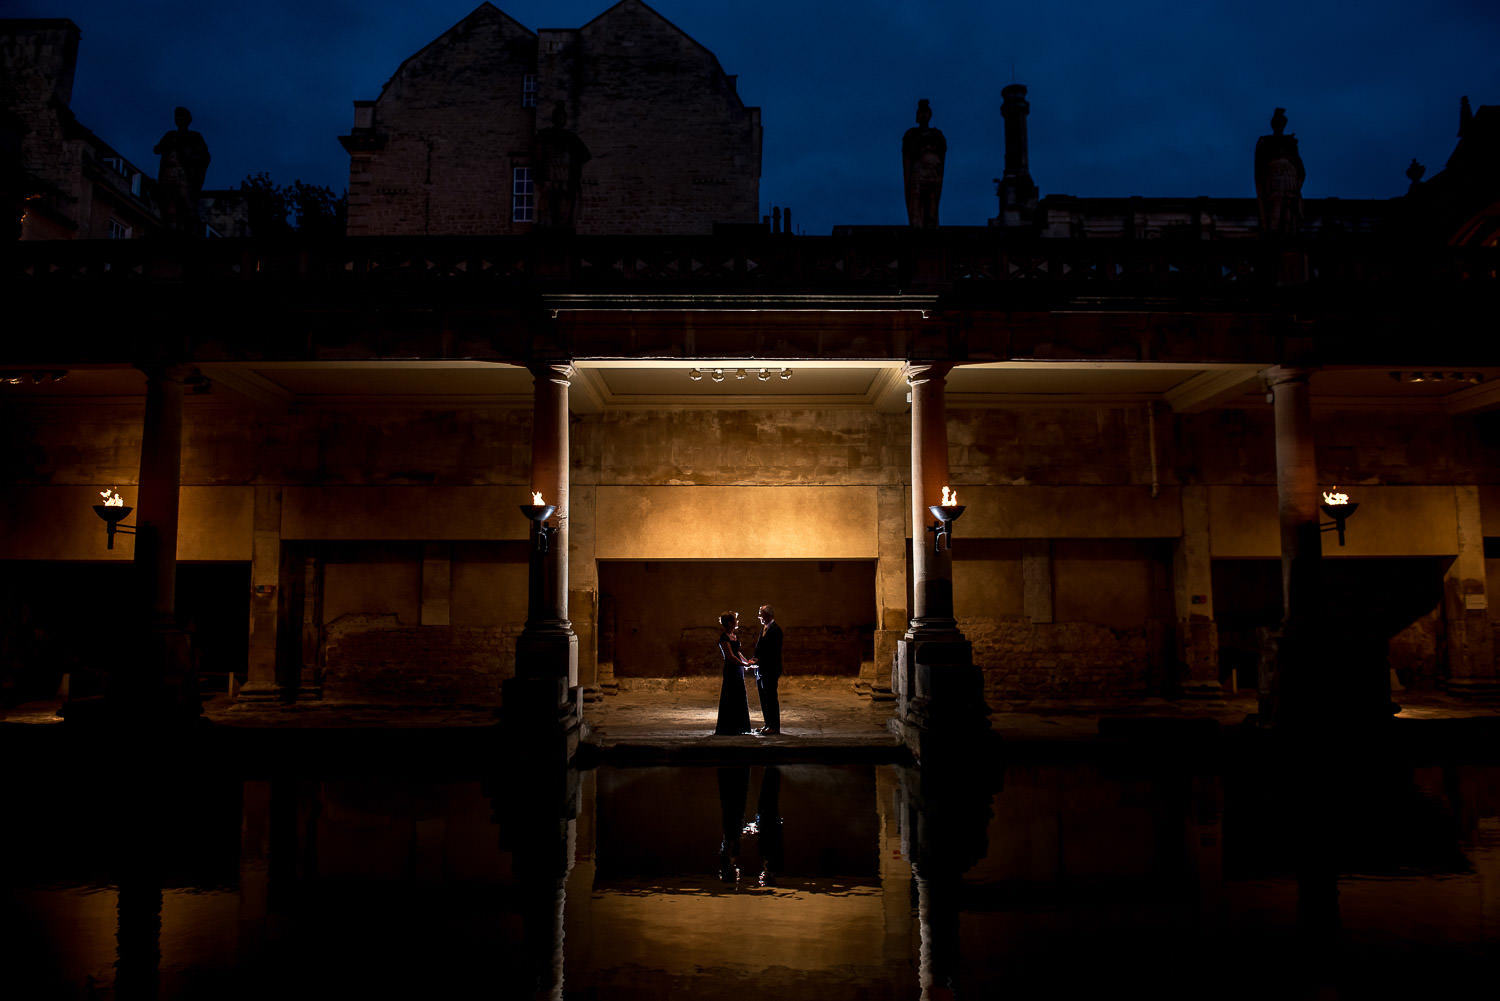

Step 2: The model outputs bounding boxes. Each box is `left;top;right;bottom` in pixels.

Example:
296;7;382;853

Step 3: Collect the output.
714;605;783;735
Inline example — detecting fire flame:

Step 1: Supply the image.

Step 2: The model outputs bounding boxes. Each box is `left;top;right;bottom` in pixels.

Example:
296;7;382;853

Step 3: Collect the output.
1322;488;1349;506
940;485;958;507
532;491;544;506
100;488;123;507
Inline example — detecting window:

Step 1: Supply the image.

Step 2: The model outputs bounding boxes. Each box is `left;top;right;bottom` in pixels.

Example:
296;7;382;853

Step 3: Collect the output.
106;218;132;240
521;74;537;108
512;167;534;222
101;155;130;177
130;173;142;197
204;223;223;239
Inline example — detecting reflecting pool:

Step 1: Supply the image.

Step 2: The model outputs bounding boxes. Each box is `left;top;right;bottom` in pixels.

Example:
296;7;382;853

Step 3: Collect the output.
3;751;1498;999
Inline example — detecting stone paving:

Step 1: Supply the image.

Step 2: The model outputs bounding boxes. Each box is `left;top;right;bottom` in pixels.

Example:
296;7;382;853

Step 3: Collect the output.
3;676;1497;760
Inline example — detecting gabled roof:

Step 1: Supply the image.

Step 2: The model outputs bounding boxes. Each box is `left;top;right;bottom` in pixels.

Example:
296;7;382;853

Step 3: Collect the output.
576;0;730;79
377;3;536;99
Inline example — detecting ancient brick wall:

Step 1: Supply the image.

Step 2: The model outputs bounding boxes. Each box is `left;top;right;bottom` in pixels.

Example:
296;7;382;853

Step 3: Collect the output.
347;6;539;237
963;617;1172;703
569;0;760;234
5;20;82;237
324;615;521;703
345;1;760;237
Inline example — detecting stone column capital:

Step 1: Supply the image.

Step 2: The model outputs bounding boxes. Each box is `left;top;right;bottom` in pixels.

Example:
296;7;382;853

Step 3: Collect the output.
1263;365;1316;391
903;361;953;386
134;360;194;383
529;361;576;384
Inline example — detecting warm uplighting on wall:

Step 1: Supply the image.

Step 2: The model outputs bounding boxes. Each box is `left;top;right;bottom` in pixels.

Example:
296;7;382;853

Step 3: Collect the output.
1319;487;1358;546
688;367;792;383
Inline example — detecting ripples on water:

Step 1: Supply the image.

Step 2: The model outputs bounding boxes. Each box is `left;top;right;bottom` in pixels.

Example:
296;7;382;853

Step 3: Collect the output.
3;753;1497;999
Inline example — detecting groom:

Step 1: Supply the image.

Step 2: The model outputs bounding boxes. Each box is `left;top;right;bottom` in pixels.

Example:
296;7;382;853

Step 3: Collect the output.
752;604;783;734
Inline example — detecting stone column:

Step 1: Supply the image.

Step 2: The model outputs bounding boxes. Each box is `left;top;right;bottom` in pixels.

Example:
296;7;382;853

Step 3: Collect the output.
1445;485;1498;697
1173;484;1221;698
907;363;958;632
111;361;196;719
895;363;987;758
1267;366;1324;728
509;363;581;732
239;485;282;701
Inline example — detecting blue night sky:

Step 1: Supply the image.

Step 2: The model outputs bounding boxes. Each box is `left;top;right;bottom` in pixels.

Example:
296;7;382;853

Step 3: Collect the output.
12;0;1499;234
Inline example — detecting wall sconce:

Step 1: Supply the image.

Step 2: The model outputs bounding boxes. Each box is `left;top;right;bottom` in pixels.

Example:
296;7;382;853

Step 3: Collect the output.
520;491;558;554
1319;487;1358;546
926;485;966;553
92;488;134;549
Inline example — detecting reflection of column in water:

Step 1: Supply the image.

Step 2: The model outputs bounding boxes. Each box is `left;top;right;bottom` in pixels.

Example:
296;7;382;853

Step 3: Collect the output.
898;764;994;1001
755;766;783;886
875;765;915;976
1189;773;1225;925
237;779;271;967
914;869;960;1000
110;776;164;1001
563;769;597;995
718;766;750;884
1291;758;1341;997
114;877;162;1001
516;815;576;1000
499;763;582;1001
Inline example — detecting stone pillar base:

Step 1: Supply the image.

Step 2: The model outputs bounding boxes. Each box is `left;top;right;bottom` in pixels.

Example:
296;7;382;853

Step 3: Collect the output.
516;625;579;691
233;685;283;703
1445;678;1500;701
895;635;991;762
1178;679;1227;701
500;675;583;766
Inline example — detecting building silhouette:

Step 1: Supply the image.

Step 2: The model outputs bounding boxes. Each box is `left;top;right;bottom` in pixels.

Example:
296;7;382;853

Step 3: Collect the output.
341;1;762;237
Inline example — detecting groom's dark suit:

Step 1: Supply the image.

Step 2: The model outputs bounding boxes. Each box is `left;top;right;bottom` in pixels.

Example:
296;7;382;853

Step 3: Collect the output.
753;619;784;732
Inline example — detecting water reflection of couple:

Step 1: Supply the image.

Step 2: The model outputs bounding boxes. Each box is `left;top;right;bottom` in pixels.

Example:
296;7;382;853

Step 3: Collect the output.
714;605;783;736
718;765;784;887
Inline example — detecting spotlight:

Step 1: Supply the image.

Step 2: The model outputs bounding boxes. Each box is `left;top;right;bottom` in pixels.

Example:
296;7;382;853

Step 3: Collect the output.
735;368;747;380
688;370;703;381
758;369;770;382
779;369;792;381
711;369;724;383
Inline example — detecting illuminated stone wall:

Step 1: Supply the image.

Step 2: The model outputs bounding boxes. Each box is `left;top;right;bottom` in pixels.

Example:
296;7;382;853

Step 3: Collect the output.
2;394;1495;701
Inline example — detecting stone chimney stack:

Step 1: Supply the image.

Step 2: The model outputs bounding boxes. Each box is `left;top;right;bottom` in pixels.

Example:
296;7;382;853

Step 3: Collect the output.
991;83;1039;228
1;20;80;108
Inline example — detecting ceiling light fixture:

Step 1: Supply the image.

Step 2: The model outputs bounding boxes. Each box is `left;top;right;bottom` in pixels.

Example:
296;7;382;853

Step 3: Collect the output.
685;367;793;384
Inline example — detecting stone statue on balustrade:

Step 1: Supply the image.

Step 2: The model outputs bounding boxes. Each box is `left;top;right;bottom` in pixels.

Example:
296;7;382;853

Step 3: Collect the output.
1254;107;1305;237
902;99;946;229
534;101;591;232
153;106;210;236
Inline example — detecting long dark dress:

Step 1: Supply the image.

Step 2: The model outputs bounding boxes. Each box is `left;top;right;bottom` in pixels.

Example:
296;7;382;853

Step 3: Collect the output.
714;631;753;735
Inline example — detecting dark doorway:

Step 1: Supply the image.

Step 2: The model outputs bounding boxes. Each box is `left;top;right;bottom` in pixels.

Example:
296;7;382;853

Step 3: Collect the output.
0;560;248;703
1212;557;1450;691
598;560;876;678
177;562;251;695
